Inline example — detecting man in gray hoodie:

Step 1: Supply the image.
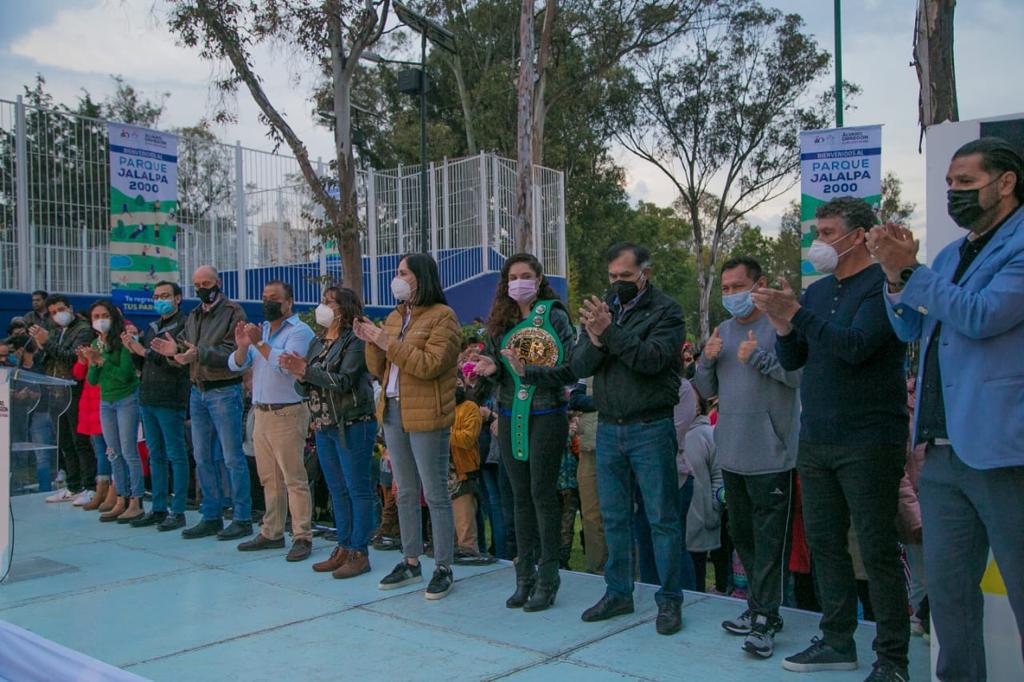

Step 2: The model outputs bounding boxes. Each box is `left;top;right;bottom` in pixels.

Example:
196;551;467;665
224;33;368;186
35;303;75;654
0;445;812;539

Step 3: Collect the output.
695;256;801;659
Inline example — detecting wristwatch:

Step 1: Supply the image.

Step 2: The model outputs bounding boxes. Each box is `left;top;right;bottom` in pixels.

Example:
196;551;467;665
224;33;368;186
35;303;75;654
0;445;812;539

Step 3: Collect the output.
888;264;920;292
256;340;268;349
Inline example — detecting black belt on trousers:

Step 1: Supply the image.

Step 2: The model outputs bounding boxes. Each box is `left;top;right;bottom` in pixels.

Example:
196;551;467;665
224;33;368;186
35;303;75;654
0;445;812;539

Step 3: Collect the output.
254;402;302;412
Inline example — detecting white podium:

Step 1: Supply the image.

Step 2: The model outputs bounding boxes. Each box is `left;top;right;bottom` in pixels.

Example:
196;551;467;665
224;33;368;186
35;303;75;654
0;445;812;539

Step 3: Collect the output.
1;367;75;582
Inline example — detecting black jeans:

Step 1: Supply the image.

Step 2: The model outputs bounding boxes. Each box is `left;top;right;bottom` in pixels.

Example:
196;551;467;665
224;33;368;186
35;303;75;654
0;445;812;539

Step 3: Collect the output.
798;441;909;668
58;385;96;492
499;412;568;584
724;469;794;619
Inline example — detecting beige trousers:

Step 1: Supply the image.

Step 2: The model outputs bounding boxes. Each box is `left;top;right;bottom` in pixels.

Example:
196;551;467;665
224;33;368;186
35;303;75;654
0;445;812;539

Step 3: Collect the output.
452;493;478;553
253;403;312;542
577;447;607;574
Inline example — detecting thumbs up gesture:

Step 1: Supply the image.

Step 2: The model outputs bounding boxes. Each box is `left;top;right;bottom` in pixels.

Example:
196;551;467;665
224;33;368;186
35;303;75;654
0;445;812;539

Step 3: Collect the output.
737;330;758;364
703;326;723;360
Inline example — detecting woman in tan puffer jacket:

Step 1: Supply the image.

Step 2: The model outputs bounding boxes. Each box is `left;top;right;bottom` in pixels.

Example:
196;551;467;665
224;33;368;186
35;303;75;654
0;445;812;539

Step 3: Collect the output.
355;253;462;600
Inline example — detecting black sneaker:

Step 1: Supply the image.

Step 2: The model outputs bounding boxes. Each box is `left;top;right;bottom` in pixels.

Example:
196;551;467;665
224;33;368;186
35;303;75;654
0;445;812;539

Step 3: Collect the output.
425;565;453;600
722;609;753;635
743;614;778;658
864;660;909;682
782;637;858;673
378;561;423;590
157;513;186;532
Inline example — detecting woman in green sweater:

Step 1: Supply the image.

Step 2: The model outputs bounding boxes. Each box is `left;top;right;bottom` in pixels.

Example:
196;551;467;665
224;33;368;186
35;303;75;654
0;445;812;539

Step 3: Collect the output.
83;300;143;523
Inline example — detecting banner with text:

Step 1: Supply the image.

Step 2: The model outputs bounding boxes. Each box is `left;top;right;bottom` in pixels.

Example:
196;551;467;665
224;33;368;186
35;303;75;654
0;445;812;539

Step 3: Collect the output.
800;125;882;288
108;122;179;315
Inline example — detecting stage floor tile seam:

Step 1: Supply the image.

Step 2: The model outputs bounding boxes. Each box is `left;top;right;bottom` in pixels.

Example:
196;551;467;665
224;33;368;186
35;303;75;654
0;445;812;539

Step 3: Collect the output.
0;566;202;613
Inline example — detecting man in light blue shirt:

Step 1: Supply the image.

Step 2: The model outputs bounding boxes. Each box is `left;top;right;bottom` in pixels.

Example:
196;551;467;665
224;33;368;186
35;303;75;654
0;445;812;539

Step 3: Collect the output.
228;280;316;562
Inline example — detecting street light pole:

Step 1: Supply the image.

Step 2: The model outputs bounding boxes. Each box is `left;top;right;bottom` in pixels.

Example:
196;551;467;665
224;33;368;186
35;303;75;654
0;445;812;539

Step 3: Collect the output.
420;31;428;254
834;0;844;127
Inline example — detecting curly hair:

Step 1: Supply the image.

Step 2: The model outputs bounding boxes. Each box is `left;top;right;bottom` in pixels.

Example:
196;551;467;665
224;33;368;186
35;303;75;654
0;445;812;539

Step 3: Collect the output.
815;196;878;232
485;253;560;338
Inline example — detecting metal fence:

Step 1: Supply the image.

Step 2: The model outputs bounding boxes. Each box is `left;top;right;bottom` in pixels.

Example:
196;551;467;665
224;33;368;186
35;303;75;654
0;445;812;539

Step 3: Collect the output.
0;95;565;306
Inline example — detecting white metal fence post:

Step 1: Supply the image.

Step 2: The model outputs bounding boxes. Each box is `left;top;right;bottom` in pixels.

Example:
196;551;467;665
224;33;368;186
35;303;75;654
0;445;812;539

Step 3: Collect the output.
557;170;567;277
429;161;438;258
442;157;450;250
234;141;247;300
491;154;500;263
14;95;31;292
80;223;88;294
532;165;541;260
367;168;379;307
478;151;488;273
275;188;285;266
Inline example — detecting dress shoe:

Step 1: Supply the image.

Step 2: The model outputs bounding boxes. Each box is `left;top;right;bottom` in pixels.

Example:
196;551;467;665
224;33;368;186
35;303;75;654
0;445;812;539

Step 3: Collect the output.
581;594;635;622
238;534;286;551
313;546;349;573
157;513;186;532
182;518;224;539
655;601;683;635
130;511;167;528
286;539;313;562
217;520;253;541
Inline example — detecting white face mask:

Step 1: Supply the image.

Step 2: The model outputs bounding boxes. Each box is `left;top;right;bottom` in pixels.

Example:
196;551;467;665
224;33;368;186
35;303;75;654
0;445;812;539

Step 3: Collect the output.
314;303;335;328
92;319;111;335
391;276;413;302
806;230;859;274
53;310;74;327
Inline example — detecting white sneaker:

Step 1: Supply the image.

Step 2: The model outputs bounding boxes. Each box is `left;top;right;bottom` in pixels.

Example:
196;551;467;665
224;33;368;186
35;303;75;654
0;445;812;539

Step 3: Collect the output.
72;490;95;507
45;488;74;503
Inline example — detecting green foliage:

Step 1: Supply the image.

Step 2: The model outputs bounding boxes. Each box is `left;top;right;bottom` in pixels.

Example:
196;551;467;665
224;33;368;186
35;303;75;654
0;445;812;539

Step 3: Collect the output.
879;171;917;226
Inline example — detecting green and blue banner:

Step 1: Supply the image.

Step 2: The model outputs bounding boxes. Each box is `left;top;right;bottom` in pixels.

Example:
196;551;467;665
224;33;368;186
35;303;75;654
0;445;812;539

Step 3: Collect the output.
799;124;882;289
108;122;178;314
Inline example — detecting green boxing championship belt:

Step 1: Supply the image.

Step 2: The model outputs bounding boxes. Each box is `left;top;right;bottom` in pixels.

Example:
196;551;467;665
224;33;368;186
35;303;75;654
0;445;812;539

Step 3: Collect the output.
500;300;564;461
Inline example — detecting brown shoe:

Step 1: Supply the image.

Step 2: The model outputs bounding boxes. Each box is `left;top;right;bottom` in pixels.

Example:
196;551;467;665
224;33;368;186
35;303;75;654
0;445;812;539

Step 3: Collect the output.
83;480;109;511
97;485;119;513
100;497;126;522
333;551;371;579
286;539;313;562
237;534;286;552
117;497;144;524
313;546;349;573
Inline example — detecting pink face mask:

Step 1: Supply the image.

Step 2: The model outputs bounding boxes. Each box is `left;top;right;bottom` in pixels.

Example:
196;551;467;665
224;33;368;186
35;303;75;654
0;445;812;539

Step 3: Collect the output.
508;278;538;303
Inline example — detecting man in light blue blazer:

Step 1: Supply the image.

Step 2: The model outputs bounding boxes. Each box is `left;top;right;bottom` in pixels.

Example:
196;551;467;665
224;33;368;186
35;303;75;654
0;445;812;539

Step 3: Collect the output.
868;137;1024;682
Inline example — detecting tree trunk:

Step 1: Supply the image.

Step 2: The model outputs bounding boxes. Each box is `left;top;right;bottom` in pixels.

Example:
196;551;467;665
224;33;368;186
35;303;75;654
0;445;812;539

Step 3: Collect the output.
515;0;535;253
915;0;958;137
332;22;364;298
531;0;556;165
697;265;712;343
450;53;479;155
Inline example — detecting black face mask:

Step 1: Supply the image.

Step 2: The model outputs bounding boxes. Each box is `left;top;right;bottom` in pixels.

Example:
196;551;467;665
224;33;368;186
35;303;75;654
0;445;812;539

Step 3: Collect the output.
196;285;220;305
263;300;284;322
947;174;1003;229
455;386;467;404
608;276;642;304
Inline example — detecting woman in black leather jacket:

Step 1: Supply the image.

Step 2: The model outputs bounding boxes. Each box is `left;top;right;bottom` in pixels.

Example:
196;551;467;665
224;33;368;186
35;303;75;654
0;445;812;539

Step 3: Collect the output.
473;253;576;612
280;287;376;580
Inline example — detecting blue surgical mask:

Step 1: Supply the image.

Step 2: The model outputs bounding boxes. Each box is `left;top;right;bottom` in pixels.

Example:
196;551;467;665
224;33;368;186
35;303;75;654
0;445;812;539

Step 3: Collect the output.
153;299;175;316
722;289;756;318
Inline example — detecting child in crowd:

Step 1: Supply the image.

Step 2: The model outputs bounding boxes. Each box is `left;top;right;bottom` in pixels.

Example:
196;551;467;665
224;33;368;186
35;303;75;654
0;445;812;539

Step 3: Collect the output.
449;372;483;561
684;387;723;592
556;416;581;570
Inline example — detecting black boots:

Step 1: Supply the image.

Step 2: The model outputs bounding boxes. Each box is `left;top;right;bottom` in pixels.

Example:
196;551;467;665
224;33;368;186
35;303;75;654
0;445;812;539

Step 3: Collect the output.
507;558;537;608
524;576;560;612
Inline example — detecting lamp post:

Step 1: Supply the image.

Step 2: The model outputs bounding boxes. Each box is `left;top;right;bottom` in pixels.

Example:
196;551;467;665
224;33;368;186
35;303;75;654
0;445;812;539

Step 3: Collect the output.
392;1;457;254
834;0;844;127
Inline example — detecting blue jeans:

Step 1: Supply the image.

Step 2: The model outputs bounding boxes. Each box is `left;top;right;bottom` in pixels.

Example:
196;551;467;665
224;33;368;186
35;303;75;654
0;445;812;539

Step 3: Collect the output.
633;476;696;591
100;391;143;498
597;418;682;605
481;464;508;559
90;434;111;478
189;385;250;522
141;405;189;514
315;420;378;553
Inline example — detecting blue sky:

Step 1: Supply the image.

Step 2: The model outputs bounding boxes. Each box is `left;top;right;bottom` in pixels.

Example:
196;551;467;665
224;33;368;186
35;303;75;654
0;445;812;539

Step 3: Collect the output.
2;0;1023;237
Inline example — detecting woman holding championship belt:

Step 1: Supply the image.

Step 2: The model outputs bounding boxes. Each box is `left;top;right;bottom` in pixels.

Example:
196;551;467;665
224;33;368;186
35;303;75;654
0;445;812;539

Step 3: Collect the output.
474;253;576;612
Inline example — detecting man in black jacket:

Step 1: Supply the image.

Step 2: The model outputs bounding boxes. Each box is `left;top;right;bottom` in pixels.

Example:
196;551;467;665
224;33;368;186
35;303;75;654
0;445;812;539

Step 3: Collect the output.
150;265;251;541
29;294;95;502
570;243;687;636
122;281;192;531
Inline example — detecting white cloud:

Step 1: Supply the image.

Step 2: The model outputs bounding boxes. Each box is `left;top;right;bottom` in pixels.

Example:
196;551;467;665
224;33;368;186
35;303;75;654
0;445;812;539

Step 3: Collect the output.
9;1;211;85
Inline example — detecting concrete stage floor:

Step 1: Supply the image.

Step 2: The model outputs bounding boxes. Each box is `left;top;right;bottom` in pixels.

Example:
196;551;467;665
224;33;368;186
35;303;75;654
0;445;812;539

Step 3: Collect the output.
0;494;931;681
